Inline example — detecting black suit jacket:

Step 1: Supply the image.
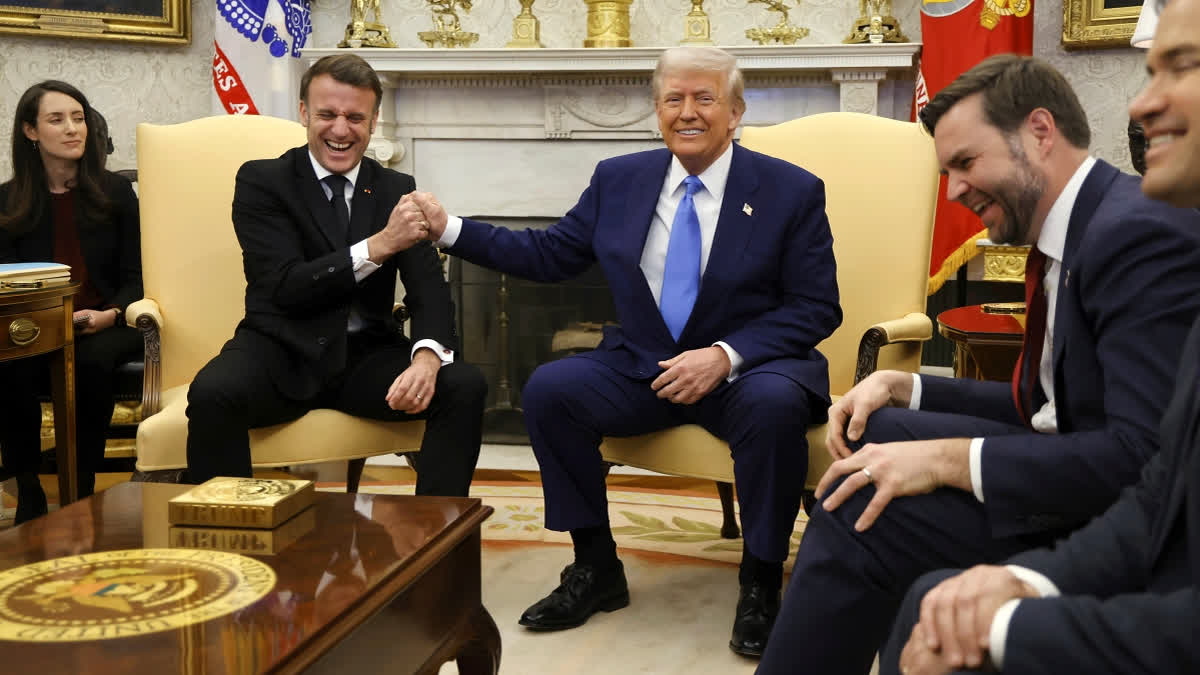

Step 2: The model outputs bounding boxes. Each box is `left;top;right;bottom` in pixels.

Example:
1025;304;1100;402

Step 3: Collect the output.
228;146;455;398
0;171;142;311
918;161;1200;538
998;315;1200;674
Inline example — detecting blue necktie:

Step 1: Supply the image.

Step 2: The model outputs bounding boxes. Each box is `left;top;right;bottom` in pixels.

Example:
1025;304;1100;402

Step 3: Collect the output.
660;175;703;341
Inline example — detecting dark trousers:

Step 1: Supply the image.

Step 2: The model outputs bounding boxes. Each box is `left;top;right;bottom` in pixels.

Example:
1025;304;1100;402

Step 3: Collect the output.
522;355;813;563
877;569;979;675
185;335;487;496
0;324;142;496
757;407;1041;675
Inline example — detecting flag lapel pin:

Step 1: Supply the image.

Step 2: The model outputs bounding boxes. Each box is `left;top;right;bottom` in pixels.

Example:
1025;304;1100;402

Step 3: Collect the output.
743;203;753;216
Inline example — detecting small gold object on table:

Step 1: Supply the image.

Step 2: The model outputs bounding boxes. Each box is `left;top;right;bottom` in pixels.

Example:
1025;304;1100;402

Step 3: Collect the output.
843;0;907;43
506;0;545;47
680;0;715;45
338;0;397;48
745;0;810;45
583;0;634;47
419;0;480;48
168;477;316;529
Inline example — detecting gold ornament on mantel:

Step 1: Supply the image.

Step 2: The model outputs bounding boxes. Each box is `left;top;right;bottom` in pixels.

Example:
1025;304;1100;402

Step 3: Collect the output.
506;0;546;48
680;0;715;45
583;0;634;47
745;0;810;45
843;0;907;43
418;0;480;48
338;0;397;48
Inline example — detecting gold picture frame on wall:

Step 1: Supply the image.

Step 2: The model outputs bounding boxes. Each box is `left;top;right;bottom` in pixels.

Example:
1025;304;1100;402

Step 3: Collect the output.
1062;0;1142;49
0;0;190;44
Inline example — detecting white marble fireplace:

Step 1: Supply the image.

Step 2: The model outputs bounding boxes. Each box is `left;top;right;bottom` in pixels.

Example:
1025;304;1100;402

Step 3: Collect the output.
301;44;921;219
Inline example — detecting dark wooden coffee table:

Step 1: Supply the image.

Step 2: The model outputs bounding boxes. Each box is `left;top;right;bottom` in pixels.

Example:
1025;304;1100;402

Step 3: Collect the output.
0;483;500;674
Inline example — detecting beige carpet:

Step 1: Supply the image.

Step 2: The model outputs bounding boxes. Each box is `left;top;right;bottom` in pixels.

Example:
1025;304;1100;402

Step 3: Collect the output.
323;481;809;675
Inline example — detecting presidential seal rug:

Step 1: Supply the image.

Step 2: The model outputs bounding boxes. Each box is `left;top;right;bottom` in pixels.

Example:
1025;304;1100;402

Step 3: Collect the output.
0;549;275;642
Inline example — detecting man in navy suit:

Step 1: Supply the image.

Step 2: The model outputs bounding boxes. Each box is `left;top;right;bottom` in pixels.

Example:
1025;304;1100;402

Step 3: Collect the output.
881;2;1200;672
757;55;1200;674
407;46;841;655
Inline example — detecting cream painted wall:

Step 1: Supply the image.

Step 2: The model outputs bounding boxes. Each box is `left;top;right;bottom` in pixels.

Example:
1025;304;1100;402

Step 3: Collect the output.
0;0;1149;180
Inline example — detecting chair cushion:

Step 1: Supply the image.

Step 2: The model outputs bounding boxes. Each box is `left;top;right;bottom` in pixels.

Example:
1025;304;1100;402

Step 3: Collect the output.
135;385;425;471
599;395;840;492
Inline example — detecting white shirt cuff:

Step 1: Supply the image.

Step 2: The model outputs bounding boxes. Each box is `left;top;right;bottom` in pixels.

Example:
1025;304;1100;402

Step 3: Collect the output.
351;239;381;282
969;437;986;502
988;566;1061;669
1004;565;1061;598
412;338;455;365
438;215;463;247
908;373;922;410
713;341;743;382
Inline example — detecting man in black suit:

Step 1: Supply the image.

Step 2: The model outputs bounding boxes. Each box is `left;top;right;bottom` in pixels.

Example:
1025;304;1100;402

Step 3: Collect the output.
185;54;485;496
757;54;1200;674
881;1;1200;672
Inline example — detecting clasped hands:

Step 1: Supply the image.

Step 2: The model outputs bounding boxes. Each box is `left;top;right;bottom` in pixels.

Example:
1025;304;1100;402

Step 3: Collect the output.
367;191;448;263
898;565;1039;675
818;370;972;532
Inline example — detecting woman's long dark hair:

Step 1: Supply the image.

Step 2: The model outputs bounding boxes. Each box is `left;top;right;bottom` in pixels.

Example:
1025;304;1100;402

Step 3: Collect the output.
0;80;111;236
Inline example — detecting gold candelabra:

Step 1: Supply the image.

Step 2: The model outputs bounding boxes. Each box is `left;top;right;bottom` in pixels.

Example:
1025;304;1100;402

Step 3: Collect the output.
338;0;396;47
843;0;908;43
418;0;480;48
745;0;809;45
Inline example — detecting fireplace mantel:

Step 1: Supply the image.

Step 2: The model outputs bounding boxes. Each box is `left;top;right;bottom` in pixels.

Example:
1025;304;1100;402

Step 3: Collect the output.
299;44;921;218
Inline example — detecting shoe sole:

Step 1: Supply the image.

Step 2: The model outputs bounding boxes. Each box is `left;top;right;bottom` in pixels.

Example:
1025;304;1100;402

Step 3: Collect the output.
518;590;631;631
728;640;765;658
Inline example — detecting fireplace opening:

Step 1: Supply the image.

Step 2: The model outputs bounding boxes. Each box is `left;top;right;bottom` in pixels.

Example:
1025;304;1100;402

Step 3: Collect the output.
449;218;619;443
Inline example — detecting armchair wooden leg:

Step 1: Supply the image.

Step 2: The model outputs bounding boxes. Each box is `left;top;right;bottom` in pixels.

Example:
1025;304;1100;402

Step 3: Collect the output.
346;458;366;493
716;481;740;539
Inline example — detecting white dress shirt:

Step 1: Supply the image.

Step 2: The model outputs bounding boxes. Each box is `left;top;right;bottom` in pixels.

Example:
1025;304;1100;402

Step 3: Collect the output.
438;144;745;379
310;152;453;364
909;156;1096;502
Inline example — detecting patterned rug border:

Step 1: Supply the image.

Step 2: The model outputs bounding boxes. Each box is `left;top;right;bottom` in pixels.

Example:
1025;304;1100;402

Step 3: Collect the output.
319;481;807;568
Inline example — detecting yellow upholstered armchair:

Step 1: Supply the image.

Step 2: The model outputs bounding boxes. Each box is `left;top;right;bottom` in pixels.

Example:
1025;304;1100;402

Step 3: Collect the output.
600;112;939;537
128;115;424;488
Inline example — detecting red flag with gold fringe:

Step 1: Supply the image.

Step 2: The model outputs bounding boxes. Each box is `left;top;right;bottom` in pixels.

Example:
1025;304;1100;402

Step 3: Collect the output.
917;0;1034;295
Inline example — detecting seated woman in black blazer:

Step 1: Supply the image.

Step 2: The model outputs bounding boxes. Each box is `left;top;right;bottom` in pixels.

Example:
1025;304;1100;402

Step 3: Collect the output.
0;80;142;523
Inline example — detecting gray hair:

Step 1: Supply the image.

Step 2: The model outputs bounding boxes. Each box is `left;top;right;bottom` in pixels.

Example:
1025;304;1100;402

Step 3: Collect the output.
652;46;746;113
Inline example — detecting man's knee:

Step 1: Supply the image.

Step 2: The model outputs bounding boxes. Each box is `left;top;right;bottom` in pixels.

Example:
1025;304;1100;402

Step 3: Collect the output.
522;359;583;419
437;362;488;406
858;406;924;446
731;374;813;430
187;358;254;417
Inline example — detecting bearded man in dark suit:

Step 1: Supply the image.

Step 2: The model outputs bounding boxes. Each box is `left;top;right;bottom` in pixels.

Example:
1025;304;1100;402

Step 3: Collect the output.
185;54;485;496
873;7;1200;671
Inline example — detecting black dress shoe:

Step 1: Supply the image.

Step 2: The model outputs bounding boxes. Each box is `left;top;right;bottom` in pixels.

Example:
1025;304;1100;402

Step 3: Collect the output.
13;474;48;526
729;581;781;657
519;561;630;631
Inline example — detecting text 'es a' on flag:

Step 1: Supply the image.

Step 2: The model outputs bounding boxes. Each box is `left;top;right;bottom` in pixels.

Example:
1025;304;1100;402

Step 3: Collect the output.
212;0;313;120
916;0;1033;295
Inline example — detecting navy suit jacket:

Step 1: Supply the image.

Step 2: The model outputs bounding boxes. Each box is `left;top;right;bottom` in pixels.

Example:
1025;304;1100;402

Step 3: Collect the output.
919;160;1200;538
226;146;456;398
997;315;1200;674
447;143;841;412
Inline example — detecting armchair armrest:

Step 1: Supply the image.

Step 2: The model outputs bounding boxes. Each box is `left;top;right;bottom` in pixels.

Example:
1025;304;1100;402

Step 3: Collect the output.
127;298;164;417
854;312;933;384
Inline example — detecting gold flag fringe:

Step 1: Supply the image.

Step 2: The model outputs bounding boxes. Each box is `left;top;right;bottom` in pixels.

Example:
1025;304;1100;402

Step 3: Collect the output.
926;227;990;296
